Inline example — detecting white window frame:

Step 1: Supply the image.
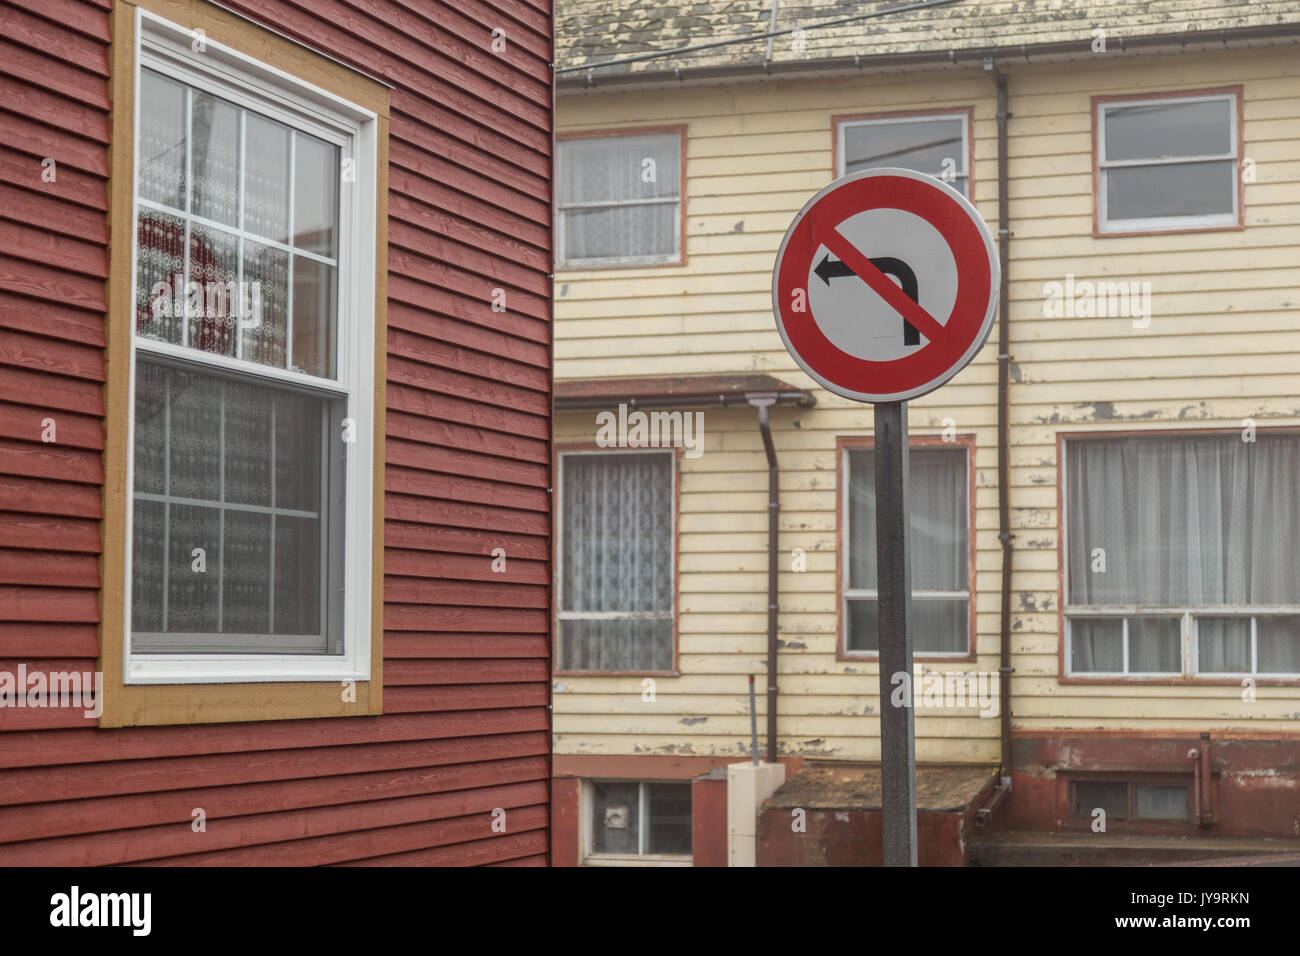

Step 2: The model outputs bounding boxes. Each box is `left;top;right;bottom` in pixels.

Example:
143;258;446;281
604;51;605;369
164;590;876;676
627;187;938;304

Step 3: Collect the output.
1096;92;1239;234
581;779;693;866
123;10;377;684
1061;435;1300;679
837;112;970;196
556;448;676;673
555;130;683;269
841;442;971;658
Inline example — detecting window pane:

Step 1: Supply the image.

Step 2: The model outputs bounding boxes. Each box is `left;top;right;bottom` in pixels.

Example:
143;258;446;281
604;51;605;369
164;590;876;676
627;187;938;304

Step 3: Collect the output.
1067;434;1300;606
166;503;221;634
1075;781;1127;819
187;223;239;357
560;133;680;204
844;117;967;194
846;598;878;653
563;204;677;261
646;783;692;855
1105;160;1235;221
1258;616;1300;674
131;499;165;632
224;381;272;507
1198;616;1250;672
1128;617;1180;673
222;510;272;634
848;447;967;591
1104;99;1231;162
294;132;339;256
292;256;336;377
138;70;187;210
591;781;639;855
241;240;289;368
914;598;968;654
136;210;186;345
274;390;323;513
1134;785;1188;820
190;91;241;227
848;598;969;656
132;360;334;654
1070;617;1122;672
244;112;290;243
559;618;672;672
275;515;322;636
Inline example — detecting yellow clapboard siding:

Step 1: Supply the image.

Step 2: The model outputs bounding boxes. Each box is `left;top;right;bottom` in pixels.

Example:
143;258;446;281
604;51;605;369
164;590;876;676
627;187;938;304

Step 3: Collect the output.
553;47;1300;759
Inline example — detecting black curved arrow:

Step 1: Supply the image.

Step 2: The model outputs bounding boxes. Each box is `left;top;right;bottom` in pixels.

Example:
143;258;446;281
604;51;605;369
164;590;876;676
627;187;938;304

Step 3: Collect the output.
815;253;921;346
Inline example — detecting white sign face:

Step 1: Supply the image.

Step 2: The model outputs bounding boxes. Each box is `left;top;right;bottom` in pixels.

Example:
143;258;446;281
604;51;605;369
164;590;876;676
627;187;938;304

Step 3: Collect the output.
772;168;1000;404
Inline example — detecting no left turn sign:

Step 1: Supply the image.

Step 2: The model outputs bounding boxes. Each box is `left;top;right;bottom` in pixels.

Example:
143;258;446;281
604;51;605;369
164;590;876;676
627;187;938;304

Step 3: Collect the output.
771;167;1000;403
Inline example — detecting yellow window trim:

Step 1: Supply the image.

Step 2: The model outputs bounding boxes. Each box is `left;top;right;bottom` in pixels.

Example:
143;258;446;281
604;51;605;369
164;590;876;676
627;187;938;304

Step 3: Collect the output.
101;0;389;727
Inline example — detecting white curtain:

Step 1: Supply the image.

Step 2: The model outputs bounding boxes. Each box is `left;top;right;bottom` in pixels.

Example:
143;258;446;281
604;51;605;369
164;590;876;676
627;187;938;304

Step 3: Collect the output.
847;446;968;653
561;453;673;671
1067;433;1300;672
559;134;679;260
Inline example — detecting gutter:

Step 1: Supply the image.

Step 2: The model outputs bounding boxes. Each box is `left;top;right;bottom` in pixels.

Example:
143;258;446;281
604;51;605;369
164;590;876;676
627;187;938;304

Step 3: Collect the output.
560;23;1300;92
554;390;813;411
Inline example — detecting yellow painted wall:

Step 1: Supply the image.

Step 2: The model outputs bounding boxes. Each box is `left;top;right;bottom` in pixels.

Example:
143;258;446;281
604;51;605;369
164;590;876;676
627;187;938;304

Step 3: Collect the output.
553;46;1300;763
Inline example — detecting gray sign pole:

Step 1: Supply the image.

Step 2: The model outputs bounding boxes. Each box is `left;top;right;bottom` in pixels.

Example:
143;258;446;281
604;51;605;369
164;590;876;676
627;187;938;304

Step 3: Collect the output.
874;399;918;866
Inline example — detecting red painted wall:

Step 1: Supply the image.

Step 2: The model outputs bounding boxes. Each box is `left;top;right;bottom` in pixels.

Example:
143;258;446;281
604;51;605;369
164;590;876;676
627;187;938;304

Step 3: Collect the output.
0;0;553;865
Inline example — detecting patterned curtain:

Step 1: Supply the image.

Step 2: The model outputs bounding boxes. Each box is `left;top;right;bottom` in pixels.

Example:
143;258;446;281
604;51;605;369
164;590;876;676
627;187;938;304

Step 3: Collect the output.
561;453;673;671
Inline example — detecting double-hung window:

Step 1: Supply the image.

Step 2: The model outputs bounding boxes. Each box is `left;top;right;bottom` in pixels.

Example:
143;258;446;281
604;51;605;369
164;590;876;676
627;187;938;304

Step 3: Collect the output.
843;443;971;656
837;112;970;196
1064;432;1300;677
556;130;683;268
558;451;675;672
1096;90;1241;233
125;13;377;683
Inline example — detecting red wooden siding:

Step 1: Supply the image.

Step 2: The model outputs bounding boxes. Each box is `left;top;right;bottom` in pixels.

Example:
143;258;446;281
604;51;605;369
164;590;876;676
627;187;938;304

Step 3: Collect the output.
0;0;553;865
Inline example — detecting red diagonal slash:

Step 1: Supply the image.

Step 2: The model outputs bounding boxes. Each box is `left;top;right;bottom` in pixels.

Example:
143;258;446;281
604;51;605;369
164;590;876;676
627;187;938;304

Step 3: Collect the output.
815;224;948;345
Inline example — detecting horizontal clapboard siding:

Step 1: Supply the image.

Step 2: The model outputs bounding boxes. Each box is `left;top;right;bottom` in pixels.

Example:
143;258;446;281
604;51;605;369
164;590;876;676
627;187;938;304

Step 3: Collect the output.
0;0;552;865
552;47;1300;763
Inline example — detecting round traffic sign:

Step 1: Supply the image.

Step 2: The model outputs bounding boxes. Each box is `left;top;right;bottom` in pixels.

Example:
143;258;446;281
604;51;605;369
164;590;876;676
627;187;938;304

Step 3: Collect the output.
771;167;1000;403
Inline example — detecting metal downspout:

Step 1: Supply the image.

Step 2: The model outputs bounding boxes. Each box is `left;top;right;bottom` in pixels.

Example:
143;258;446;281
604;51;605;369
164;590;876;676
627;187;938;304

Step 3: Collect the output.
989;59;1014;788
751;395;780;764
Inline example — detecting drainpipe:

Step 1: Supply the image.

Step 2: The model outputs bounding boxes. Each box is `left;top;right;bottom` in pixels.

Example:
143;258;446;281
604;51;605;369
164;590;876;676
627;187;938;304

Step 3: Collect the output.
749;393;780;764
988;56;1014;792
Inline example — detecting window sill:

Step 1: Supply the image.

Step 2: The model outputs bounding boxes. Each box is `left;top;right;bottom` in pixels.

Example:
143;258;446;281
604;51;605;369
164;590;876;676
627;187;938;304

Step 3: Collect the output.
583;854;692;867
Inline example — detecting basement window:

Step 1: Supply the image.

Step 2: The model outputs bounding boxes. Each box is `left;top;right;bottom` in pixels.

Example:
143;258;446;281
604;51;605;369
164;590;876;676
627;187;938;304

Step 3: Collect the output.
586;780;692;865
1072;778;1191;822
1096;90;1240;233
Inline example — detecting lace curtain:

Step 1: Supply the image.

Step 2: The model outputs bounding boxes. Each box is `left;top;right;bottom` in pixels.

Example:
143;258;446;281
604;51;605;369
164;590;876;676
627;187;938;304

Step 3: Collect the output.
560;453;673;671
559;133;680;261
131;360;329;652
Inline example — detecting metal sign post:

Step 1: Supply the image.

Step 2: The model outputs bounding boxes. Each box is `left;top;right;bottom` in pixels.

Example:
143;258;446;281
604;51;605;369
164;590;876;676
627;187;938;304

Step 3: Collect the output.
771;168;999;869
873;400;917;866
